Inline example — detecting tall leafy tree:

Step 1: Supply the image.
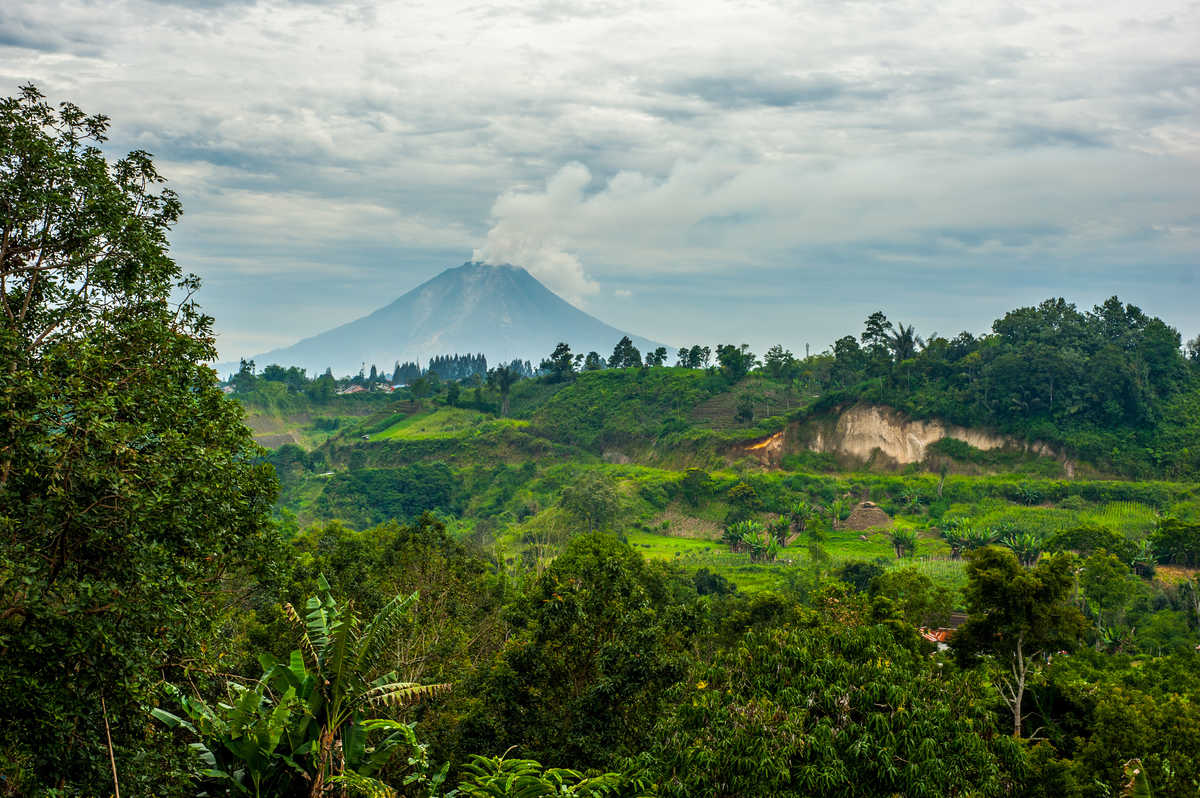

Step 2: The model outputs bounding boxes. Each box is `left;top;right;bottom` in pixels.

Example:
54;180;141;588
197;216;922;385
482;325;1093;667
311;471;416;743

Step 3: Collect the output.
861;310;894;355
715;343;757;381
763;344;798;378
610;335;642;368
559;472;620;532
953;548;1087;736
539;341;578;383
676;344;711;369
464;534;688;769
0;85;278;793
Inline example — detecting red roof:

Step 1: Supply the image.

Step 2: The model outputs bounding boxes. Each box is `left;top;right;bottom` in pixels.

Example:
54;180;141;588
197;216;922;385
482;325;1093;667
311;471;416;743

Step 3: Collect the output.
919;628;955;644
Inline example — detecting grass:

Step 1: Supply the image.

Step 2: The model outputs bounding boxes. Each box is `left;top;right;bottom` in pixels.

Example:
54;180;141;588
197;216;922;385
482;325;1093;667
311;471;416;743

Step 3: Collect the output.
372;407;528;441
626;529;796;591
1079;501;1159;538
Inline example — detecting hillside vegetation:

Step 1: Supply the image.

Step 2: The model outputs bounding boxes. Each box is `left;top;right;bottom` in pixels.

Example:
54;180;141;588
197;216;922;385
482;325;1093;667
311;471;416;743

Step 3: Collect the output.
9;85;1200;798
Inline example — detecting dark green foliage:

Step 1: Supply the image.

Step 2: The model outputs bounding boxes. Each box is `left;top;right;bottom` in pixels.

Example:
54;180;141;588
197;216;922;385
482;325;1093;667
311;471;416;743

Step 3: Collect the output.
315;463;461;528
715;343;757;380
676;467;712;506
822;298;1199;477
487;365;521;416
762;344;799;379
0;85;278;794
539;342;578;383
954;548;1088;735
647;604;1024;797
869;567;953;627
1152;518;1200;566
463;534;690;769
836;561;886;593
1046;524;1138;563
674;344;711;369
1026;651;1200;796
428;352;488;382
692;567;737;596
610;336;642;369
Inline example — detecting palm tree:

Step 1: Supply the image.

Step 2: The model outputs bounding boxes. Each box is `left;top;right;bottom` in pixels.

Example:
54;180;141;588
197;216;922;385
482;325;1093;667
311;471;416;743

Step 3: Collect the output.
888;323;924;362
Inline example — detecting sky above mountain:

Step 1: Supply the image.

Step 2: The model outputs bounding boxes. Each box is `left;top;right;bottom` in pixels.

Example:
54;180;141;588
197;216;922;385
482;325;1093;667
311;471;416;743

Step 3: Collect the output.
2;0;1197;362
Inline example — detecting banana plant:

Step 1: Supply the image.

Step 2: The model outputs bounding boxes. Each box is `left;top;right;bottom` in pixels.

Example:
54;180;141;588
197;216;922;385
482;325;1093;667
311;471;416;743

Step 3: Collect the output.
270;575;453;796
152;682;306;797
961;525;997;553
154;576;450;798
720;522;748;552
889;528;917;558
768;516;792;546
999;530;1043;567
828;498;850;530
939;517;970;558
1130;538;1157;578
455;751;640;797
787;500;816;539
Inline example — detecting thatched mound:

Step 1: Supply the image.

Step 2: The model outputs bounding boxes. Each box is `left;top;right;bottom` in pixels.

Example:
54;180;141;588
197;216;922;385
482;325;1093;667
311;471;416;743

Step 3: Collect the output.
843;501;893;531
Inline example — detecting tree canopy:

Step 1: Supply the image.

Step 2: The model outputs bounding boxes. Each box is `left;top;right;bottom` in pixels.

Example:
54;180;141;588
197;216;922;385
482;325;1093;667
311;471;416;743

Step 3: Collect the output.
0;84;278;793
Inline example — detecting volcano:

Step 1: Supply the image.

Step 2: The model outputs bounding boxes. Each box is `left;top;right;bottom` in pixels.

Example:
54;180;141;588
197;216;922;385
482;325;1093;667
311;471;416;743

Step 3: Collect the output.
240;262;668;377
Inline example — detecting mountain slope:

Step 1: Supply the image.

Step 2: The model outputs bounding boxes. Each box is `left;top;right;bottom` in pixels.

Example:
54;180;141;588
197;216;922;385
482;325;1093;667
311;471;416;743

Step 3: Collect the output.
243;262;668;376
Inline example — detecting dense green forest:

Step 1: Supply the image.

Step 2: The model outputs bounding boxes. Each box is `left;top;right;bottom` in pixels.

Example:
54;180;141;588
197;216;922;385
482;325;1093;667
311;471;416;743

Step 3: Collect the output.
5;86;1200;798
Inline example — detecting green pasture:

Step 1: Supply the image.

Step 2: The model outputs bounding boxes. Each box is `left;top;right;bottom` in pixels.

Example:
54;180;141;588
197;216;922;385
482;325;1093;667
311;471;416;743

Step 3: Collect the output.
371;407;529;440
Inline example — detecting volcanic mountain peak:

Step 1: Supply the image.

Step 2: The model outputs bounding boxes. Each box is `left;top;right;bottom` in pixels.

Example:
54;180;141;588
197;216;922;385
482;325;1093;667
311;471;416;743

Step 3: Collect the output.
240;261;667;377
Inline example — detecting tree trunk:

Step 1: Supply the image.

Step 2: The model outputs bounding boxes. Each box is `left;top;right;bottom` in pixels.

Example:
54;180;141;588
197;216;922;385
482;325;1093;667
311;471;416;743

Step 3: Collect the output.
1012;634;1026;737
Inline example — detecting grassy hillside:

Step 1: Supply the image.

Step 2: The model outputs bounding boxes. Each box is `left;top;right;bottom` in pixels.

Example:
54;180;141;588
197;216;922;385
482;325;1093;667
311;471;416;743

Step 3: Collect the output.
248;372;1199;602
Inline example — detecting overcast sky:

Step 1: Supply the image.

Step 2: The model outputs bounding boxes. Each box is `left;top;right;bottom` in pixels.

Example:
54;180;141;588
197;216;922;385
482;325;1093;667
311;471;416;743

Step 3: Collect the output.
3;0;1198;361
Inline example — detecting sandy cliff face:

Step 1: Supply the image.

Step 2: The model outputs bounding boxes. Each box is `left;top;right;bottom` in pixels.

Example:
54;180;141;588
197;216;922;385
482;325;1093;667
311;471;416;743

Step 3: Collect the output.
811;405;1014;463
738;404;1070;473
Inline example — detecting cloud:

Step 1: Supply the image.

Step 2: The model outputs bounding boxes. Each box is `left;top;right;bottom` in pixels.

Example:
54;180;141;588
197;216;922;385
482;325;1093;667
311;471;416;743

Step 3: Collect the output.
473;163;601;304
1;0;1197;360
